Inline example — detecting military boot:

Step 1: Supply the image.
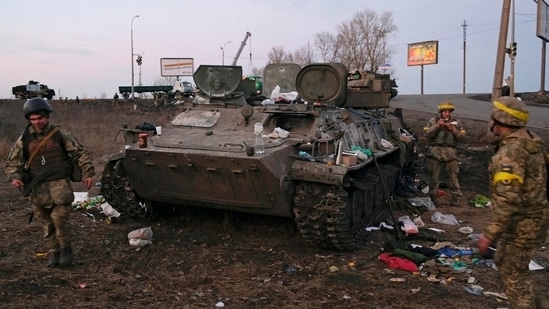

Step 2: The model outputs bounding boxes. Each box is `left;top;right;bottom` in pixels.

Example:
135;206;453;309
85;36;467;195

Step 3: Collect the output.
59;246;73;267
47;251;60;267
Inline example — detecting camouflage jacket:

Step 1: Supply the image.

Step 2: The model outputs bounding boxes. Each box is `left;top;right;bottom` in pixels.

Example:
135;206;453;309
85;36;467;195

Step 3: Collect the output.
423;116;467;161
5;123;95;182
484;129;549;246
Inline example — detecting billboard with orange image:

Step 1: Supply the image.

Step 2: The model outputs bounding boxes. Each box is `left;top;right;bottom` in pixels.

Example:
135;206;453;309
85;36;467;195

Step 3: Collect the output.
407;40;438;66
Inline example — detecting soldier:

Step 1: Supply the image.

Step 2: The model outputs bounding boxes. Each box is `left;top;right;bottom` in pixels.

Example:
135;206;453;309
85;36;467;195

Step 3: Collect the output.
5;98;95;268
423;101;467;206
112;92;119;107
478;96;549;309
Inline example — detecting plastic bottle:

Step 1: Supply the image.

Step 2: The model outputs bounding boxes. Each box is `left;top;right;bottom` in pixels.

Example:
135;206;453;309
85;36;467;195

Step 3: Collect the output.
254;122;265;155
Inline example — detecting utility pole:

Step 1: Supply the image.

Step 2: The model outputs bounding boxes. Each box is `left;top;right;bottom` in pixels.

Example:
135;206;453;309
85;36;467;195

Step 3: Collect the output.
130;15;140;101
492;0;511;101
541;40;546;93
462;19;468;94
509;0;515;97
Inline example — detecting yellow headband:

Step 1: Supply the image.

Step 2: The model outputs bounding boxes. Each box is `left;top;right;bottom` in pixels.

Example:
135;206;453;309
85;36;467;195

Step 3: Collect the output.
493;100;529;121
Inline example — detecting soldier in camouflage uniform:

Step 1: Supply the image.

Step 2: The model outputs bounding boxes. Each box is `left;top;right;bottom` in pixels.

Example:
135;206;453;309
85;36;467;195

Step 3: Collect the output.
478;96;549;309
5;98;95;268
423;101;467;206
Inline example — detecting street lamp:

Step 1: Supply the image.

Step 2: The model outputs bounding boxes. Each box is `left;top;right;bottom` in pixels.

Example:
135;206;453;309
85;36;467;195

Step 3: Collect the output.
221;41;231;65
131;14;140;100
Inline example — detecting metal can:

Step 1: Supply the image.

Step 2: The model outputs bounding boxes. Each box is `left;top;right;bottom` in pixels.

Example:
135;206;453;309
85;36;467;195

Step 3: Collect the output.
138;133;148;148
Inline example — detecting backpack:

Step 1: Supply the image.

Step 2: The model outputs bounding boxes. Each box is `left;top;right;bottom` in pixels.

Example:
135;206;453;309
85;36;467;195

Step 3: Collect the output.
22;126;83;182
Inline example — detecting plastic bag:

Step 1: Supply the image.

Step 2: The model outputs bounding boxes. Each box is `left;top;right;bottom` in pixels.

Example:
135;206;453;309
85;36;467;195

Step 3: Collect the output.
270;85;280;99
408;197;436;210
129;238;153;247
412;216;425;227
398;215;419;235
430;211;459;225
100;202;120;218
270;127;289;138
128;227;153;241
380;138;394;149
457;226;473;234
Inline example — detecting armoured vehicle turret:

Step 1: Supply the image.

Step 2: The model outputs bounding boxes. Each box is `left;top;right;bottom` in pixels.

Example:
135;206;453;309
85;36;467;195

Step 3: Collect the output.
100;63;415;251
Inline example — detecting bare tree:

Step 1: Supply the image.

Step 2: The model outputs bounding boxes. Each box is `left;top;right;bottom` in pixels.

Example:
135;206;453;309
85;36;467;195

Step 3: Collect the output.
153;77;177;86
267;46;294;64
337;9;397;72
314;32;340;63
292;41;315;67
271;9;397;72
250;66;263;76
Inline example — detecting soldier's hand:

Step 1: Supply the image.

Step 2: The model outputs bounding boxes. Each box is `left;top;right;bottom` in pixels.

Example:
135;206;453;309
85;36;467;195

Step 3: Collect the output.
11;179;24;189
477;234;491;254
437;119;447;127
84;177;93;190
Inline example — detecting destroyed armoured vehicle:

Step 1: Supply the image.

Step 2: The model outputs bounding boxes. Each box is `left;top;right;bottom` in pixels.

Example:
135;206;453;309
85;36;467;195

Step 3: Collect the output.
100;63;415;251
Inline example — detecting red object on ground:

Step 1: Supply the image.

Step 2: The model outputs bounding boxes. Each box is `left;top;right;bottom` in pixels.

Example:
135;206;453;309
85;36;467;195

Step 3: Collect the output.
437;190;446;197
378;253;419;272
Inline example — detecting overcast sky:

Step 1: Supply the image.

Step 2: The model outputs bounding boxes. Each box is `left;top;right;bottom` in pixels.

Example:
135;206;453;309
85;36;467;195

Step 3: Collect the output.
0;0;544;99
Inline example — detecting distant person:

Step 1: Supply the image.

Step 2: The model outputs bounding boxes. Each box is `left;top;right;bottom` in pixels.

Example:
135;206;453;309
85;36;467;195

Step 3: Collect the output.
423;101;468;206
153;92;160;108
478;96;549;309
112;93;119;107
75;96;80;103
4;98;95;268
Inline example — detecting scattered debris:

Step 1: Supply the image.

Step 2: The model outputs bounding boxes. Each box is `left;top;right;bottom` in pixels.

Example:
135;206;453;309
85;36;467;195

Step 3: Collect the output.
128;227;153;247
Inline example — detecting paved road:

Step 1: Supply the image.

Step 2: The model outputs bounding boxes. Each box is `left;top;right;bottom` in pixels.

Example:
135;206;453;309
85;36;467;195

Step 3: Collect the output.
390;94;549;130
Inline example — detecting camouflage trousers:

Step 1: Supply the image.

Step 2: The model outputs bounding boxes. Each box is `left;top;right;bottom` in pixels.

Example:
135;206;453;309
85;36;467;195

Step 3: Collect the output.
495;240;537;309
30;179;75;251
428;158;461;200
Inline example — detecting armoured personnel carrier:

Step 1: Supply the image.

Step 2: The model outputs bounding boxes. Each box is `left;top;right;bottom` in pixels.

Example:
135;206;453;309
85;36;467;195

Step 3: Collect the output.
100;63;415;251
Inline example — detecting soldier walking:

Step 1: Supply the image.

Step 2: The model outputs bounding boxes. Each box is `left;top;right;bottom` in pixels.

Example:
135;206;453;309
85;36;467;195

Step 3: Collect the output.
478;96;549;309
5;98;95;268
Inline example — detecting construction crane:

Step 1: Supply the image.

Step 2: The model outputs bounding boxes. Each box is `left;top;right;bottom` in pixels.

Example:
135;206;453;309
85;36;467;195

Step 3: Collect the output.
231;31;251;66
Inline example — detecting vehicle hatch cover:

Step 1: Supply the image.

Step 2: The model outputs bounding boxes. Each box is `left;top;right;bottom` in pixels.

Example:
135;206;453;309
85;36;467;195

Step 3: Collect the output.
193;65;242;98
262;63;301;97
172;110;221;127
296;63;347;106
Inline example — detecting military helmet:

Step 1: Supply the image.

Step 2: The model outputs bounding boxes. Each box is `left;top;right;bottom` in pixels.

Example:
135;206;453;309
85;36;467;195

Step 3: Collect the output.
491;96;528;127
23;97;53;119
438;101;455;112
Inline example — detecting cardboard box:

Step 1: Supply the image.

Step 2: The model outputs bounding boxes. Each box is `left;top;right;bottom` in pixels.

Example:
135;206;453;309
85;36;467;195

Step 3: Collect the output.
341;154;358;166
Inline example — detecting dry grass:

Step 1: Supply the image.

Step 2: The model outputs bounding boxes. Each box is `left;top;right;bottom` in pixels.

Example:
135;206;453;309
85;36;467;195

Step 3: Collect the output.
0;99;169;160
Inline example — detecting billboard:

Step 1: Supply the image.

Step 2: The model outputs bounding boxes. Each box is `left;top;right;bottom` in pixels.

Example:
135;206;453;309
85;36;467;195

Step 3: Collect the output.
160;58;194;76
407;40;438;66
537;0;549;41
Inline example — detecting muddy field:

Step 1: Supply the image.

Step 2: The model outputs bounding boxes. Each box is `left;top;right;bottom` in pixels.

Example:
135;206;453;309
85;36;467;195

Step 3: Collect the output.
0;98;547;309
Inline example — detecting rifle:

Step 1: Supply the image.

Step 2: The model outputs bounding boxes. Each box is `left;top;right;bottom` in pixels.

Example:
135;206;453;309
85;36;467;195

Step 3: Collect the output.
23;170;61;224
21;170;59;197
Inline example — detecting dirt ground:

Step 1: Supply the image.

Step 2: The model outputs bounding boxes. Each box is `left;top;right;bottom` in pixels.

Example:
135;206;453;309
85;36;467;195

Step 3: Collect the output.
0;98;548;309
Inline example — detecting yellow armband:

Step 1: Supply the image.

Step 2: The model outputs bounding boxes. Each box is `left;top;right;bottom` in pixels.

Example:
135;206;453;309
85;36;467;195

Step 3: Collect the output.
493;171;523;185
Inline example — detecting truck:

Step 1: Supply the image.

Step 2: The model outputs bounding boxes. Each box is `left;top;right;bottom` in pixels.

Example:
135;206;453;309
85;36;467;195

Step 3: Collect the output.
12;80;56;100
118;81;195;100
